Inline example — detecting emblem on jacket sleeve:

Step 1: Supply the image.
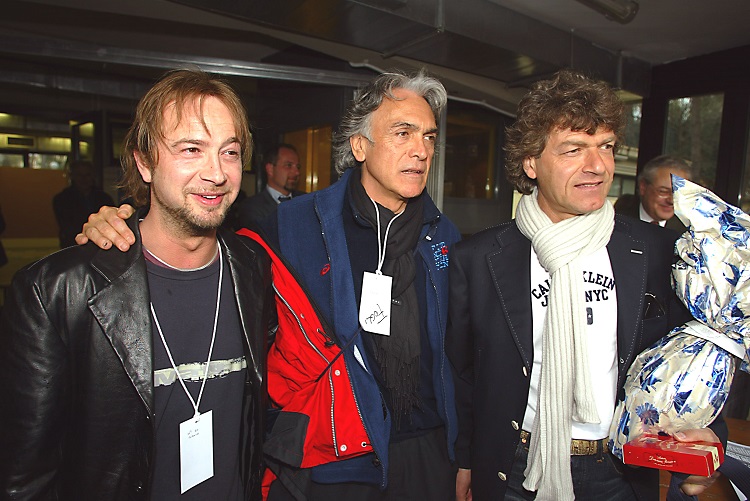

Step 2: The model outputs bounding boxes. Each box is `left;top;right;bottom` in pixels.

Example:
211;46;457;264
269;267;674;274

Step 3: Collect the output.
431;241;449;270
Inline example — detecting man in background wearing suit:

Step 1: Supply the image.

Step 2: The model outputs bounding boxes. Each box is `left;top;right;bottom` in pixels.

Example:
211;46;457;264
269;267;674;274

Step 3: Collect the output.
235;143;304;227
614;154;694;231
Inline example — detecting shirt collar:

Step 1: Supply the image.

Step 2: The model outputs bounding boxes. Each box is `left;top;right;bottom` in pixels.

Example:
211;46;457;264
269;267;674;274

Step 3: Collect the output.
266;185;289;204
639;203;665;226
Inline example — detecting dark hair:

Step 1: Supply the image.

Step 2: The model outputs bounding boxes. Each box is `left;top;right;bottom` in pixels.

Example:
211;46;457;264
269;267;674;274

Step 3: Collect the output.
259;143;297;183
638;154;694;184
505;69;625;194
67;159;95;174
265;143;298;167
120;68;252;206
332;68;447;174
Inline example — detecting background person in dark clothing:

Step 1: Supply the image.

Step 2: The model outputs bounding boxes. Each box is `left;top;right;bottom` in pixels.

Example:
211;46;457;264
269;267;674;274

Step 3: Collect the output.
235;143;305;229
52;159;114;248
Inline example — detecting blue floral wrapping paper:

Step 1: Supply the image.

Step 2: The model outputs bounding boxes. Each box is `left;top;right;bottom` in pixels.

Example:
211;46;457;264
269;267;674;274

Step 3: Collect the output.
609;176;750;461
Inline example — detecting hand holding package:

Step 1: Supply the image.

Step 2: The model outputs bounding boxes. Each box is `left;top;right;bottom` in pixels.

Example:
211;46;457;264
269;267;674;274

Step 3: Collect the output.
609;177;750;461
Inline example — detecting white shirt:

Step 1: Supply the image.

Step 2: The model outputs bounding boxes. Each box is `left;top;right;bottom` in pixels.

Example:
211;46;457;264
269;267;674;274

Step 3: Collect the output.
639;203;666;226
523;246;619;440
266;186;290;204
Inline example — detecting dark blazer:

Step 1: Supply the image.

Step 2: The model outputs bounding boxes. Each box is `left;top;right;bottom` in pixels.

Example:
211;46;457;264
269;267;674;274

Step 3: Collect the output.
445;215;721;501
236;188;305;229
0;214;272;501
52;186;115;248
615;196;687;233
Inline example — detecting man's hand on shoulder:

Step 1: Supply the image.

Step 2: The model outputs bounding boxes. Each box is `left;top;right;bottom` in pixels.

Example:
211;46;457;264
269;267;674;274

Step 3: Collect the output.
75;204;136;251
673;428;722;496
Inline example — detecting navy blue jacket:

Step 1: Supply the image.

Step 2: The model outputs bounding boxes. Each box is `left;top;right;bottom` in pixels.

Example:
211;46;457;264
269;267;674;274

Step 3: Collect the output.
272;169;460;488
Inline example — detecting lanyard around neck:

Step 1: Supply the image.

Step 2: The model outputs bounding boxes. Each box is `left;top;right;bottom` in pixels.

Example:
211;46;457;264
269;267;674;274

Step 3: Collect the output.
370;197;403;274
150;242;224;418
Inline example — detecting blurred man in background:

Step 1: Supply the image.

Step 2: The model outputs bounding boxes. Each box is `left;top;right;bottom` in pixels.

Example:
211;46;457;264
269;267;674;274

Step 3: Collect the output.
53;159;114;248
615;154;694;231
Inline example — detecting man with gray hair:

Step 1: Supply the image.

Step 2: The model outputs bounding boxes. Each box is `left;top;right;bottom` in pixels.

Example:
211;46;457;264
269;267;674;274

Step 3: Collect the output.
263;68;460;500
615;154;694;230
76;68;460;500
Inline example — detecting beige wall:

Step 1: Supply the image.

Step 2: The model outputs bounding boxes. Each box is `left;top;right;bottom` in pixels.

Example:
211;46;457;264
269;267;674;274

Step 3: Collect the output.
0;167;68;304
0;166;67;238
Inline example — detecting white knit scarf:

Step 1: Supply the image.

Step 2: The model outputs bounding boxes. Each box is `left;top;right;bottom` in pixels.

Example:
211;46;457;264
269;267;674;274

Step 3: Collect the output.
515;189;615;500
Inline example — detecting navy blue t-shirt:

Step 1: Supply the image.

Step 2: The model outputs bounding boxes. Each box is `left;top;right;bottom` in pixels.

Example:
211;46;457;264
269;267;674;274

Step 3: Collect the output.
146;252;246;500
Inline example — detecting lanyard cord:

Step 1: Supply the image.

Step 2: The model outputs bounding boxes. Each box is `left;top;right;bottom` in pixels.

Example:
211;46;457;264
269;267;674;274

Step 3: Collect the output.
150;242;223;418
371;198;403;274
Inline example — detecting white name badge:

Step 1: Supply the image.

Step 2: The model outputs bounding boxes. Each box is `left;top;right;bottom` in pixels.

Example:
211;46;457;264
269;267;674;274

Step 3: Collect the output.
359;271;392;336
179;410;214;494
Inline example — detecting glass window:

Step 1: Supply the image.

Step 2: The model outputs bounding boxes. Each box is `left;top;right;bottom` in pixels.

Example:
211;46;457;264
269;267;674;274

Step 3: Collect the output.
441;100;514;235
443;102;500;200
611;99;641;200
0;153;25;168
665;93;724;189
110;122;130;165
29;153;67;170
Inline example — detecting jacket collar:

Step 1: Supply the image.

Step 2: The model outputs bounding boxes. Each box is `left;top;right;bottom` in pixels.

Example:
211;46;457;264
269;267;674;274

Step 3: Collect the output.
338;167;442;229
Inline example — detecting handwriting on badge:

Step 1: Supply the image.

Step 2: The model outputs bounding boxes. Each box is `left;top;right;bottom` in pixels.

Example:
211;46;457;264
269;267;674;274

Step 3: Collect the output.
364;304;388;325
187;428;200;439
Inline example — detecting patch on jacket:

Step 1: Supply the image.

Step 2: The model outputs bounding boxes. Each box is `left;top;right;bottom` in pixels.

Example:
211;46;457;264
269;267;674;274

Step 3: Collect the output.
431;241;450;270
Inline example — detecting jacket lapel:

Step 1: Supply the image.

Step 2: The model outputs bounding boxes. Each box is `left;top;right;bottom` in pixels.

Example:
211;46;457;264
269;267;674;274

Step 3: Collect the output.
87;216;154;413
88;239;154;414
488;223;534;370
608;219;648;384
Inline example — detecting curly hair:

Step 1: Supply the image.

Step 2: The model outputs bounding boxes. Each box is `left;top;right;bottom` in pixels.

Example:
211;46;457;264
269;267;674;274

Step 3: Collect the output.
505;69;625;194
332;68;447;174
120;68;252;206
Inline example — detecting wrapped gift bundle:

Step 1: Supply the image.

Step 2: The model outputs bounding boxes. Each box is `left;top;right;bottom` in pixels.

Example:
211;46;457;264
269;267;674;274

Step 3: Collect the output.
609;176;750;462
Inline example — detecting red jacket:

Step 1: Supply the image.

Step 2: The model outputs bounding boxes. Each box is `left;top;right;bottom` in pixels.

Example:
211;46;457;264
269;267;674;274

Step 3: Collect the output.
237;230;371;498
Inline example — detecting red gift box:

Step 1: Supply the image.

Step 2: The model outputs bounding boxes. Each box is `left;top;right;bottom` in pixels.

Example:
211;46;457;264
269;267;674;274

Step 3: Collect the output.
623;434;724;476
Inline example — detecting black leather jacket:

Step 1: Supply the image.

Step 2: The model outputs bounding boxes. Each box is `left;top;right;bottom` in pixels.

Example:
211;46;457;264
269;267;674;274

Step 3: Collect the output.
0;215;272;500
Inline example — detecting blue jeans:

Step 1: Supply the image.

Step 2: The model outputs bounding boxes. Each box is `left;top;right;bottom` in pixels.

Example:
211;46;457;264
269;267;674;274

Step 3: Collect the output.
505;438;637;501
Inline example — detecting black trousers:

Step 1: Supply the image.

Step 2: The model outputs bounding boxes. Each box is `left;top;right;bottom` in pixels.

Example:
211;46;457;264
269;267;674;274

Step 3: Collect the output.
269;426;456;501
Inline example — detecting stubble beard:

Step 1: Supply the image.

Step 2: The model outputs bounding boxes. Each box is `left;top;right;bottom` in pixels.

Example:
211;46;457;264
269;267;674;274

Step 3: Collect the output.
152;187;231;238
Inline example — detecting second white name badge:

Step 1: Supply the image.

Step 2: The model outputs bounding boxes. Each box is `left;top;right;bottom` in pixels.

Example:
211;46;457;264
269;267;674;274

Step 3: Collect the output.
359;271;392;336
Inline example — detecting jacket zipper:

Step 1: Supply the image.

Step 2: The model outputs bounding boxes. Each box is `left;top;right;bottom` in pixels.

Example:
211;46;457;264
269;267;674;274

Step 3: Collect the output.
421;225;454;452
274;284;344;455
274;284;330;364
